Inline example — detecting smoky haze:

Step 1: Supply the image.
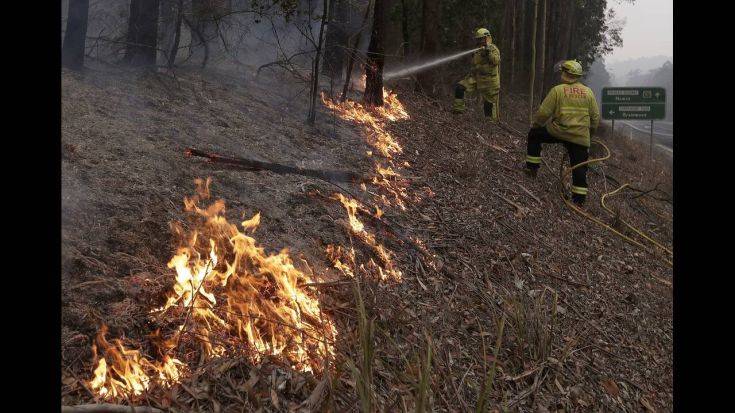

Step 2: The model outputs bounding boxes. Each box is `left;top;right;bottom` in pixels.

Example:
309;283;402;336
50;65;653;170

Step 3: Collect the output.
61;0;350;79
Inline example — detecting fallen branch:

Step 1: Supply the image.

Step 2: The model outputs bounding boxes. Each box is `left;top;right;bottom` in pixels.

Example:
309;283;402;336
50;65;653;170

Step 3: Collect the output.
539;271;589;288
185;147;370;184
61;404;164;413
516;183;541;204
491;191;526;216
300;280;353;288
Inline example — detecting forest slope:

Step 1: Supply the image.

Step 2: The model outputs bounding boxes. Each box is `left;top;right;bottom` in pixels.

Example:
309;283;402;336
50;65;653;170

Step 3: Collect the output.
62;67;673;412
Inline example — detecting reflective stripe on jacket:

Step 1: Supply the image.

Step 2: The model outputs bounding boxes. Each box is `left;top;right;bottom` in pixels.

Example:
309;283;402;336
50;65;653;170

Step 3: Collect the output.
533;81;600;147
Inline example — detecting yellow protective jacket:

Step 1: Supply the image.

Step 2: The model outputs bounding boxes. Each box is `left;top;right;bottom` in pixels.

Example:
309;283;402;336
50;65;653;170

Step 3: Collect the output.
533;81;600;147
470;44;501;92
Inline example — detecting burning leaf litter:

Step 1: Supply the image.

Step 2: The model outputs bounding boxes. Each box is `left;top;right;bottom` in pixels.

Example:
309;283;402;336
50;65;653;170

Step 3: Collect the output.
319;87;417;282
89;325;183;400
322;88;411;210
86;87;414;401
64;70;672;410
88;178;336;400
332;193;402;281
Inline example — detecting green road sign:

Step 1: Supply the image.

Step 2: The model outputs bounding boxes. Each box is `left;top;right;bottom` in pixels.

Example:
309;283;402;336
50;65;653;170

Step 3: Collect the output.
601;87;666;120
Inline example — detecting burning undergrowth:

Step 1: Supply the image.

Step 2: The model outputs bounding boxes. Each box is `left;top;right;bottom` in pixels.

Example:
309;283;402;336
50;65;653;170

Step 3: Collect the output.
319;87;421;283
87;178;336;401
321;88;411;210
331;193;402;281
71;74;425;407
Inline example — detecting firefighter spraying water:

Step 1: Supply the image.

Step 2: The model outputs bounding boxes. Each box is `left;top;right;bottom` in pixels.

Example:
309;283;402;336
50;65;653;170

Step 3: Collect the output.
383;27;501;122
452;28;501;122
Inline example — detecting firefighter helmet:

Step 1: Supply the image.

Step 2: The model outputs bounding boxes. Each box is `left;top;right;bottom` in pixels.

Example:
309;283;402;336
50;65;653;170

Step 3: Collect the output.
560;60;584;77
474;28;491;39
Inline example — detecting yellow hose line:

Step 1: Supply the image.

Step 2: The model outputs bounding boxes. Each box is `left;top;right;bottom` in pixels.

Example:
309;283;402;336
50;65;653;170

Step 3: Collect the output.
560;140;673;268
600;184;673;256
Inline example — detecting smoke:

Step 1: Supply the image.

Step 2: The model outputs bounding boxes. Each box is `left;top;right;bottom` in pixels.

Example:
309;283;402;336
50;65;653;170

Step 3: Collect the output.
62;0;329;80
383;48;481;81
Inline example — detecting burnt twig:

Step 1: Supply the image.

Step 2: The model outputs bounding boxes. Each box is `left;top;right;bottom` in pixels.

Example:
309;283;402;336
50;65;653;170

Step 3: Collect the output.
185;147;369;184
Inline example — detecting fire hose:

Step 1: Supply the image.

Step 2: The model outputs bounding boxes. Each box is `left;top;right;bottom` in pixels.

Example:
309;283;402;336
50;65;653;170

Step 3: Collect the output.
558;139;673;269
496;120;673;277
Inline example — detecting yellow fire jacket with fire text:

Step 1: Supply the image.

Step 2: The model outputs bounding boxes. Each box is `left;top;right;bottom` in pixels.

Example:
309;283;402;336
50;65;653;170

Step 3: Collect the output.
532;81;600;147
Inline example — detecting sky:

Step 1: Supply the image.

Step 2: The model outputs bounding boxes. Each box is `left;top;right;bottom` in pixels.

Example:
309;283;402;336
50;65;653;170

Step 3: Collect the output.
607;0;673;63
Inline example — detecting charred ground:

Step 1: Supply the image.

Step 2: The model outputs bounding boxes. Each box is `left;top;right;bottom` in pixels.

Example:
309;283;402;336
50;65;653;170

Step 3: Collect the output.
62;66;672;412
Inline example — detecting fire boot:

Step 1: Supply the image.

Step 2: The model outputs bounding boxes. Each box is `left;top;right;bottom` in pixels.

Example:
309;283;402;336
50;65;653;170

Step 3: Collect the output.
572;193;586;206
524;166;538;179
451;98;466;114
571;185;587;206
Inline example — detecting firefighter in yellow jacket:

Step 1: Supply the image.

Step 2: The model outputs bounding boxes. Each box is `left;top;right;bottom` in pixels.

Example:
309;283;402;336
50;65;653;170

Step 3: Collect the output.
525;60;600;205
452;28;501;121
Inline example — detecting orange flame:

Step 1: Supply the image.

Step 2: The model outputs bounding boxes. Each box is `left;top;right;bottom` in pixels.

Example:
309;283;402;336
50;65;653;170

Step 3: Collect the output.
332;194;402;281
88;179;336;400
320;90;406;159
321;89;410;209
159;178;336;372
88;325;182;400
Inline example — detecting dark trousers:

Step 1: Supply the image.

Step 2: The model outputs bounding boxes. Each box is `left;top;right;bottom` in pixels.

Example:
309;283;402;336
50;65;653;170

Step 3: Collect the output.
455;83;494;117
526;127;589;203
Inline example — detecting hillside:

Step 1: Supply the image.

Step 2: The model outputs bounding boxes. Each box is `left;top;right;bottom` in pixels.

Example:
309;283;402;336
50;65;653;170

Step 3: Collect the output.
61;66;673;412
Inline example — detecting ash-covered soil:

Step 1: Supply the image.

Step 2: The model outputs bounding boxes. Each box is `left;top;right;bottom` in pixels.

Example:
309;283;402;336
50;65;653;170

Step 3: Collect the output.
62;66;672;412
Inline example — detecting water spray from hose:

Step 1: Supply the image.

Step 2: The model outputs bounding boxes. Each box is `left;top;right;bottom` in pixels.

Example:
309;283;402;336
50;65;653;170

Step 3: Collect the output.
384;48;481;80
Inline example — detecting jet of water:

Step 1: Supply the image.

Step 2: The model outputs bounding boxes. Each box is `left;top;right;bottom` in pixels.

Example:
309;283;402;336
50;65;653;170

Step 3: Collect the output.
383;48;482;80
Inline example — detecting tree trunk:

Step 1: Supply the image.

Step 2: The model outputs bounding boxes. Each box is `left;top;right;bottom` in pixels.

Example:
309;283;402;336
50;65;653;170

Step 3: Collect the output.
528;0;538;122
62;0;89;70
561;0;574;58
323;0;349;79
566;3;577;58
500;0;514;90
125;0;160;67
544;0;569;94
364;0;385;106
167;0;184;68
537;0;547;102
341;0;373;102
415;0;440;95
308;0;331;124
158;0;176;65
542;0;556;95
191;0;222;67
517;0;527;89
400;0;410;57
159;0;185;67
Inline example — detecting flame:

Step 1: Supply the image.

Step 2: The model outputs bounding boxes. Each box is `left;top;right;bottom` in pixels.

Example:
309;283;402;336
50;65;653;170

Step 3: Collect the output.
321;88;410;209
85;85;412;401
82;84;424;402
376;89;410;121
320;90;406;160
159;178;336;372
88;325;182;400
320;86;411;280
326;244;356;277
375;206;383;219
332;194;402;281
88;179;336;400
